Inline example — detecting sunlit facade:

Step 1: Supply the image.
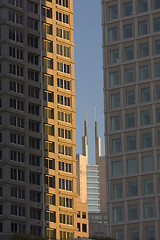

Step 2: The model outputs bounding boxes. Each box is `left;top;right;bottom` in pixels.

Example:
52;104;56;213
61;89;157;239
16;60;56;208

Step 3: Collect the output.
0;0;78;239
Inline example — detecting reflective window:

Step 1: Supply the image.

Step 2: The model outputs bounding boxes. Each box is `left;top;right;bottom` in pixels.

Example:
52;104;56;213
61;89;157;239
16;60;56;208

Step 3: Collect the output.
111;93;120;108
155;40;160;54
144;179;153;195
126;90;135;105
153;17;160;32
138;20;148;35
109;71;118;86
108;27;117;43
140;42;149;58
145;226;155;240
127;136;136;151
128;181;138;196
155;62;160;77
113;207;122;222
123;24;132;39
109;5;118;20
142;133;152;148
158;131;160;145
125;113;135;128
138;0;148;13
139;65;149;81
156;109;160;123
114;230;124;240
156;85;160;100
112;161;121;176
142;156;152;172
128;205;138;220
154;0;160;9
143;202;153;218
141;87;150;102
130;228;139;240
111;116;120;131
127;158;136;174
157;155;160;169
123;1;133;16
141;110;150;126
113;183;122;200
110;49;119;64
112;138;121;154
124;68;134;83
125;46;134;61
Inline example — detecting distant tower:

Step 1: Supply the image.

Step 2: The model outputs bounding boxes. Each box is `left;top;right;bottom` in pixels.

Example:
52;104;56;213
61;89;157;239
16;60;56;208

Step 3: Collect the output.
95;120;101;164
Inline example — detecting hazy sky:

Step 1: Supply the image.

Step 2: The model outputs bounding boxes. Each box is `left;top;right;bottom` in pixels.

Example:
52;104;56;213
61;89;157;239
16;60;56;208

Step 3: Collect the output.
73;1;104;164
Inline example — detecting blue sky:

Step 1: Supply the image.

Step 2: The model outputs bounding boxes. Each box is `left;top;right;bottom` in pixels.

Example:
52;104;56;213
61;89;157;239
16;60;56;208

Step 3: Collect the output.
73;1;104;164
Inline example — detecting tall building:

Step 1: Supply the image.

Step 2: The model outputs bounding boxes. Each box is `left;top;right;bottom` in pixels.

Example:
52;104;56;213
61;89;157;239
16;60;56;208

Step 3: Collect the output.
102;0;160;239
0;0;78;239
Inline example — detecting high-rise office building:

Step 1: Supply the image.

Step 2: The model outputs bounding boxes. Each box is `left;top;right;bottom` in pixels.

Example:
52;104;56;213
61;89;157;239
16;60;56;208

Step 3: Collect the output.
0;0;78;239
102;0;160;239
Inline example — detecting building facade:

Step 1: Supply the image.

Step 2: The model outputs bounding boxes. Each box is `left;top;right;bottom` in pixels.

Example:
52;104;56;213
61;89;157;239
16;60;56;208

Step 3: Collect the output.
102;0;160;239
0;0;78;239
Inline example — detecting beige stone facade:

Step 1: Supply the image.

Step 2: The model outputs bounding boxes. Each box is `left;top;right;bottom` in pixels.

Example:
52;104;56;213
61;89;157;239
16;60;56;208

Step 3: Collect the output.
102;0;160;239
0;0;78;239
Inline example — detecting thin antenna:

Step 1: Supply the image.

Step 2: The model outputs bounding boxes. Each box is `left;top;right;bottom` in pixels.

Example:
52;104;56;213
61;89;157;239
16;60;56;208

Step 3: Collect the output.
94;107;96;121
85;106;87;122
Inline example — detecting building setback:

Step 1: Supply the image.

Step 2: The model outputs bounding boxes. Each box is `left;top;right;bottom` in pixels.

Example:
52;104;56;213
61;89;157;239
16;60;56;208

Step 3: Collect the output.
0;0;78;239
102;0;160;239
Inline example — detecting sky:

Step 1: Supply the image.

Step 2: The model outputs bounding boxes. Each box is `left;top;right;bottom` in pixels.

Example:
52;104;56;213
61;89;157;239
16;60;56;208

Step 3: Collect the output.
73;0;104;164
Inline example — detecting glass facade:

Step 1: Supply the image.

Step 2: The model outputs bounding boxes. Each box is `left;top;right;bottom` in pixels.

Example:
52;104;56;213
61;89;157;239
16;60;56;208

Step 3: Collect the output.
123;1;132;16
142;156;152;172
125;46;134;61
127;158;136;174
123;24;132;39
112;138;121;154
138;20;148;35
109;5;118;20
111;93;120;108
109;71;119;86
113;183;122;199
112;161;121;177
111;116;120;131
124;68;134;83
125;113;135;128
128;205;138;220
139;65;149;81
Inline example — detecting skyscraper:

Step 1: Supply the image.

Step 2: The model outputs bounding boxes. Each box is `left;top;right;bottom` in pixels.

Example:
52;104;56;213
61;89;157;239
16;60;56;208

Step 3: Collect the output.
102;0;160;239
0;0;78;239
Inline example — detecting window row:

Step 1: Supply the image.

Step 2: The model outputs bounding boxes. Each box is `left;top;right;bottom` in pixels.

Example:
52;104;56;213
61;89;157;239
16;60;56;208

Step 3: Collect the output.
59;178;72;191
108;0;160;21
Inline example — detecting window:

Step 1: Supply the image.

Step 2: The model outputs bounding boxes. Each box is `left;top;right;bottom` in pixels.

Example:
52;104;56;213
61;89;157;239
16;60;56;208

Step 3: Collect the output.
123;1;133;16
112;138;121;154
111;116;120;131
142;156;152;172
42;7;52;18
59;196;72;208
144;179;153;195
57;44;70;58
141;110;150;126
28;35;38;48
45;211;56;223
27;1;38;14
139;65;149;81
156;85;160;100
10;116;24;128
28;70;39;82
29;137;40;149
56;11;69;24
114;230;124;240
43;57;53;69
0;223;2;233
130;228;139;240
138;0;148;13
125;46;134;61
44;108;54;119
127;158;136;174
11;205;25;217
43;23;53;35
113;183;122;199
44;125;54;136
9;47;23;60
43;91;54;102
153;17;160;32
28;18;38;30
128;181;138;196
108;27;117;43
155;62;160;77
125;113;135;128
45;175;55;188
126;90;135;105
44;141;55;153
109;71;119;86
111;93;120;108
45;194;56;206
9;64;23;77
123;24;132;39
56;27;70;40
30;191;41;203
112;161;121;177
11;150;25;163
109;5;118;20
10;81;24;94
144;202;153;218
142;133;152;148
158;131;160;145
29;155;40;167
138;20;148;35
57;78;70;90
44;158;55;170
11;168;25;182
145;226;155;240
56;0;69;8
8;0;22;8
113;207;122;222
127;136;136;151
155;40;160;54
110;49;119;64
30;172;40;185
29;120;40;133
30;208;41;220
10;133;24;145
11;187;25;199
29;103;39;115
57;95;71;107
154;0;160;9
124;68;134;83
57;62;70;74
29;86;39;99
141;87;150;102
156;109;160;122
140;42;149;58
58;111;71;123
128;205;138;220
9;28;23;43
